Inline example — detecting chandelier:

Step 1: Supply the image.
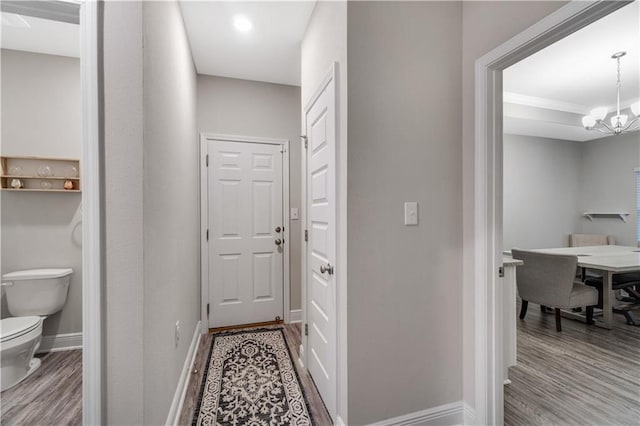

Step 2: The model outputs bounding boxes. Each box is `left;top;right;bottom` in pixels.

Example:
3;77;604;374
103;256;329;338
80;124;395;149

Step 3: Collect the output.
581;51;640;136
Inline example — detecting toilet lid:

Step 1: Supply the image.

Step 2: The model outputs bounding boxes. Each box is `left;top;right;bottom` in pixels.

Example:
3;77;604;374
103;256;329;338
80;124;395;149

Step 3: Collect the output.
2;268;73;281
0;316;41;343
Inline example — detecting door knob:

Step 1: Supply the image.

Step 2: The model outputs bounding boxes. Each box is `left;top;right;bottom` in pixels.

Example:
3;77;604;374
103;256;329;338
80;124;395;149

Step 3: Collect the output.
320;263;334;275
275;239;282;246
275;226;281;233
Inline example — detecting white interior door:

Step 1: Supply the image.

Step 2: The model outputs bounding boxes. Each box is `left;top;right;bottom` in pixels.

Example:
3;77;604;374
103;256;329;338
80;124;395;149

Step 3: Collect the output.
305;75;336;417
207;139;284;328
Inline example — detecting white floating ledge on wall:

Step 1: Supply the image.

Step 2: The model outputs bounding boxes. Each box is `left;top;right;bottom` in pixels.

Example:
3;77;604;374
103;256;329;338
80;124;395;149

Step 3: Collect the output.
582;212;630;222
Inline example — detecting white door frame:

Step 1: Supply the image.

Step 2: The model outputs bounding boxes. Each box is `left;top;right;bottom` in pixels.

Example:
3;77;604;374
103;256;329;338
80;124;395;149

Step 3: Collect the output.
300;63;343;421
470;1;631;424
200;133;291;333
80;2;102;423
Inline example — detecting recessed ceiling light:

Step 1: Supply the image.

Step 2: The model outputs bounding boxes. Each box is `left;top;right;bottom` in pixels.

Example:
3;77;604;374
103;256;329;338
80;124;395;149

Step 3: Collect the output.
233;14;252;33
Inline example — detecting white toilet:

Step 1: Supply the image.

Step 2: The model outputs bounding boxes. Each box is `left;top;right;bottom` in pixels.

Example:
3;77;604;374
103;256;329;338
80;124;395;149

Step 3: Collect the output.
0;268;73;392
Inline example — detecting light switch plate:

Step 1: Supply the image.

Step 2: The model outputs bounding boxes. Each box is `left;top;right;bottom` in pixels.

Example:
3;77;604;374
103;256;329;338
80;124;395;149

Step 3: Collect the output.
404;202;418;225
291;208;299;220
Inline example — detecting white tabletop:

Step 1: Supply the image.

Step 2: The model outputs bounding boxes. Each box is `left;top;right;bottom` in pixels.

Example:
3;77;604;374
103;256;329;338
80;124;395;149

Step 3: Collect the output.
529;245;640;273
530;245;638;256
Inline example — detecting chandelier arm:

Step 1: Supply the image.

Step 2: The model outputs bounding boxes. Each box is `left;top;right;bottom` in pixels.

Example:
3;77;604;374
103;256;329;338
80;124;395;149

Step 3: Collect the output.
622;118;640;132
596;120;615;133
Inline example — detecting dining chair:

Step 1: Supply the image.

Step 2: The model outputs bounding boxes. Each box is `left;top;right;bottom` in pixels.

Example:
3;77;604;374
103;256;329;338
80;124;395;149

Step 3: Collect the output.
511;249;598;331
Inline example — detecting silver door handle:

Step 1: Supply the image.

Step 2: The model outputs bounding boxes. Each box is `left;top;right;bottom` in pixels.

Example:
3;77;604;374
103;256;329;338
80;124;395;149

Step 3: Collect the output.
275;239;282;246
320;263;334;275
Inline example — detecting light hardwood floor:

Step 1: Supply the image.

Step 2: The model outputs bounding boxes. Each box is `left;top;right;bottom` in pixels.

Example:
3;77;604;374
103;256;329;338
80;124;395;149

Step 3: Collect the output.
505;301;640;425
0;350;82;425
178;323;333;425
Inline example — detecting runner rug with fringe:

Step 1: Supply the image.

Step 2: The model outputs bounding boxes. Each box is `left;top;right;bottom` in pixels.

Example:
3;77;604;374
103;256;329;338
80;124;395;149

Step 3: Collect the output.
193;328;313;426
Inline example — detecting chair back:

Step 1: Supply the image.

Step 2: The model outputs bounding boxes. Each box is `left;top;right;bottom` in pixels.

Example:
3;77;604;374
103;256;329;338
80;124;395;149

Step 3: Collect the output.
569;234;615;247
511;249;578;308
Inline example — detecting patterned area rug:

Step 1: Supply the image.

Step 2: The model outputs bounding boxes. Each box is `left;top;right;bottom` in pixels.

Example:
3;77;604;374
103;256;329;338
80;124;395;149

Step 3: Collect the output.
193;328;313;426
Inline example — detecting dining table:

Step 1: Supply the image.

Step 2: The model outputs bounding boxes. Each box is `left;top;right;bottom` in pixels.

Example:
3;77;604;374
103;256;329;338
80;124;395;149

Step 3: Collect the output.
529;245;640;329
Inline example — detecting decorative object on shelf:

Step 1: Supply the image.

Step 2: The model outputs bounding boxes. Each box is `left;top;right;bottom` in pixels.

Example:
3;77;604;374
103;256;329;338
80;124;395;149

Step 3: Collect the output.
10;178;23;189
581;52;640;136
63;180;74;190
8;165;22;175
37;165;53;177
41;181;53;190
68;165;79;177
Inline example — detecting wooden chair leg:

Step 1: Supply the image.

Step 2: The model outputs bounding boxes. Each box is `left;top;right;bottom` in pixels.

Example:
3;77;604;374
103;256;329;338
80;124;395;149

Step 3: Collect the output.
586;306;595;325
519;300;529;319
555;308;562;332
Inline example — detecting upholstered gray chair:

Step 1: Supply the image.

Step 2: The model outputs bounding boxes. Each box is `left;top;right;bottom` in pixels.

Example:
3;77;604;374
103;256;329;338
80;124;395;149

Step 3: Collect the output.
511;249;598;331
568;234;615;247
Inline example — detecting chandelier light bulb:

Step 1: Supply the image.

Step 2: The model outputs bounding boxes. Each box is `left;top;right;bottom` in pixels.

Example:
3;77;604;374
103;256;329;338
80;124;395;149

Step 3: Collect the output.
631;101;640;117
582;115;597;128
589;107;608;121
610;114;628;128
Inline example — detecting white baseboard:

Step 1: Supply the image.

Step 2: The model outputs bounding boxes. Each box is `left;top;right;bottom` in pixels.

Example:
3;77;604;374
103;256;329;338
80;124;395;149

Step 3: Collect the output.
298;343;305;369
37;332;83;353
368;401;464;426
289;309;302;323
165;320;202;426
463;402;475;425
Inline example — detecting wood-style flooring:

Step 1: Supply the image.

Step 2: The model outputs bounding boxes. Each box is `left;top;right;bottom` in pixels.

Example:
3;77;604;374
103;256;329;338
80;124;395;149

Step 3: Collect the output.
1;350;82;425
505;301;640;425
178;323;333;425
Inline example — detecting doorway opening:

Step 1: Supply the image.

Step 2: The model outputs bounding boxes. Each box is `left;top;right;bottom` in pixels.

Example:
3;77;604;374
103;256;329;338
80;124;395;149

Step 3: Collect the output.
471;1;634;424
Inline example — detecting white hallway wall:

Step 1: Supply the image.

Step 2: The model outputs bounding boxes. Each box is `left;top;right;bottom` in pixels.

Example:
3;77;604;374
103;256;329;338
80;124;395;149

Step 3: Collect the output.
103;0;199;423
196;75;302;311
1;49;82;337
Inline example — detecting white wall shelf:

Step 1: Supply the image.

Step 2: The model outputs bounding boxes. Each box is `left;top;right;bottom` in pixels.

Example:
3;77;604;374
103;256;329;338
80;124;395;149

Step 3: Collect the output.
1;156;81;192
582;212;630;222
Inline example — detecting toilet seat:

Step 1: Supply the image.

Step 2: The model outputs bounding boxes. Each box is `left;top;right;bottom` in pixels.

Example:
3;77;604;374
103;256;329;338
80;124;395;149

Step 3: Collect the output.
0;316;42;343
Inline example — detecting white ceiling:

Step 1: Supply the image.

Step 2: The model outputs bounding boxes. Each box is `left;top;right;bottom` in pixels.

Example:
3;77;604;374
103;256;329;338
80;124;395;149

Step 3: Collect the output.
504;1;640;141
1;12;79;58
179;1;316;86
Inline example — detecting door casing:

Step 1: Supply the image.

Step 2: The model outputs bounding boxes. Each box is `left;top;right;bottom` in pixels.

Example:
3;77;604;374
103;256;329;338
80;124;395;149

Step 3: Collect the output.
200;133;291;332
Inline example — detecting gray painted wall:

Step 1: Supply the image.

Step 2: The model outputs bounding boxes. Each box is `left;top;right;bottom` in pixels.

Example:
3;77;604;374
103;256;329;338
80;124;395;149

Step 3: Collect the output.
196;75;302;311
301;0;349;421
347;2;462;423
461;1;569;411
1;49;82;337
104;1;200;423
503;134;583;250
503;133;639;250
580;132;638;246
142;1;200;424
104;1;145;423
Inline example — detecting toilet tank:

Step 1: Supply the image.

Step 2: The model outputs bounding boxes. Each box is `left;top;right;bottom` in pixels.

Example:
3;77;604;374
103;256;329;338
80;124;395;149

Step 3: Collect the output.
1;268;73;317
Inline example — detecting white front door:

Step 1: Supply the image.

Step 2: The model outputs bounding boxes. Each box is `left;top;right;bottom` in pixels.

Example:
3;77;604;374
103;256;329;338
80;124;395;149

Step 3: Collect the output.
207;139;284;328
305;74;336;417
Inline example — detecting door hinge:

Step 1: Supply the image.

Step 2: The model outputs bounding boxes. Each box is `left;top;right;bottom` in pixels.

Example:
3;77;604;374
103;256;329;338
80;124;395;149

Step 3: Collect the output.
304;229;308;242
206;154;209;167
499;266;504;278
304;323;308;336
301;135;308;149
206;303;210;318
206;229;209;241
